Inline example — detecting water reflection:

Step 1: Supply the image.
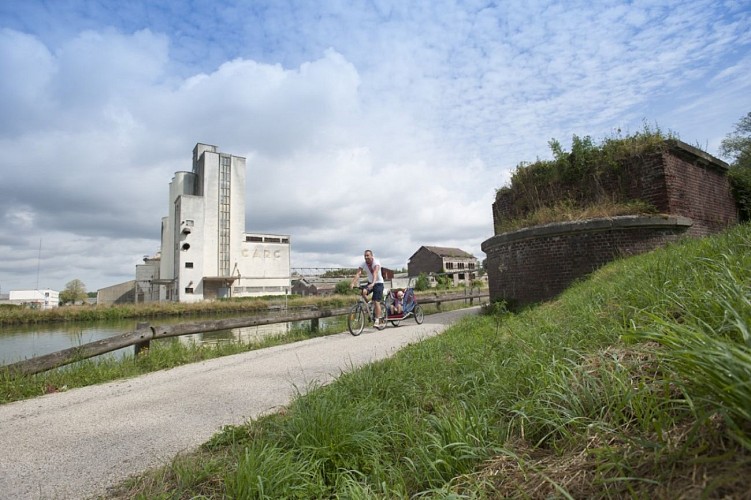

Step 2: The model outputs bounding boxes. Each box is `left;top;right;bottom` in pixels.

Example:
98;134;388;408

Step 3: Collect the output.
0;316;340;365
178;323;290;347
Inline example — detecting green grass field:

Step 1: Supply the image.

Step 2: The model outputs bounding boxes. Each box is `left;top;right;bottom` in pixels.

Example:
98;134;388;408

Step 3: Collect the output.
9;224;751;498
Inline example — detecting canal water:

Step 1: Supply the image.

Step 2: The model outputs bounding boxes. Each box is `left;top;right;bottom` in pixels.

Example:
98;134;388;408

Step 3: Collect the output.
0;314;343;366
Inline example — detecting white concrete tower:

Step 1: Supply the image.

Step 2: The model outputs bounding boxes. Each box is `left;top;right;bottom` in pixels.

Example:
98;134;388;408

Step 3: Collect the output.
159;143;246;302
149;142;290;303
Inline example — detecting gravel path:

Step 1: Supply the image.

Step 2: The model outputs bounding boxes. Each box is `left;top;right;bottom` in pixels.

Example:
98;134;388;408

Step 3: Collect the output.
0;307;479;499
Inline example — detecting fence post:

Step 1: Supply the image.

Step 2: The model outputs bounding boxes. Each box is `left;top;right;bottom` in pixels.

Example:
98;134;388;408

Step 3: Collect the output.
134;322;150;357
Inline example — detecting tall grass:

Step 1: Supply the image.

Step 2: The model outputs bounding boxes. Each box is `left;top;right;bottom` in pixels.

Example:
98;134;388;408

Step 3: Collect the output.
0;294;357;326
494;125;676;233
0;289;462;326
85;225;751;497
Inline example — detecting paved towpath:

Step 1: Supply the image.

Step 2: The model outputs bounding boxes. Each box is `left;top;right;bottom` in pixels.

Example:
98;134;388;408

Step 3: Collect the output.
0;307;479;499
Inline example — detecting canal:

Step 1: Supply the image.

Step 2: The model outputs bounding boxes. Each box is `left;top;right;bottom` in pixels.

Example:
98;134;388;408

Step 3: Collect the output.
0;313;345;366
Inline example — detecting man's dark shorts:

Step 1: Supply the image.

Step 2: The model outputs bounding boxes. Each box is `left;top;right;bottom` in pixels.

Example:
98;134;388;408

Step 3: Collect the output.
371;282;384;301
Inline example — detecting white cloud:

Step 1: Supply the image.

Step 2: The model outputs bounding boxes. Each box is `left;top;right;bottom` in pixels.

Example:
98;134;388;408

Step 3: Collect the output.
0;0;749;292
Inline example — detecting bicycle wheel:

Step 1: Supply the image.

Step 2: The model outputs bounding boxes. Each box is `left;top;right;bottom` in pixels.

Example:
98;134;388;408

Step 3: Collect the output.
348;304;365;336
374;300;387;330
414;304;424;324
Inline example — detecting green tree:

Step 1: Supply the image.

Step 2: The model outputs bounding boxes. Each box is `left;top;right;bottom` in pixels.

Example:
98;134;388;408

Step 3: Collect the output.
60;279;87;305
414;273;430;291
435;274;452;290
720;112;751;169
335;280;353;295
720;112;751;221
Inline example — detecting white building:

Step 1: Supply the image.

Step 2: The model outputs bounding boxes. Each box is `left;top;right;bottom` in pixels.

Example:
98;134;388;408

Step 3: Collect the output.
8;289;60;309
139;143;291;303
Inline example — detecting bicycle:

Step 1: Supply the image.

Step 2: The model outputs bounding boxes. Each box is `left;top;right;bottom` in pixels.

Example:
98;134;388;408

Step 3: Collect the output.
347;288;387;336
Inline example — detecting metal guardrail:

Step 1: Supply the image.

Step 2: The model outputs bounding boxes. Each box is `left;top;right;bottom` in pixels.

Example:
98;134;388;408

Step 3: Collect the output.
2;289;488;377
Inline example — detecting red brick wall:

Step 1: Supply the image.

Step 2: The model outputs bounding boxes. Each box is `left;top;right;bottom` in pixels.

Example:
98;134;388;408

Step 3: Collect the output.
661;149;737;236
483;141;738;307
482;217;691;307
493;141;737;237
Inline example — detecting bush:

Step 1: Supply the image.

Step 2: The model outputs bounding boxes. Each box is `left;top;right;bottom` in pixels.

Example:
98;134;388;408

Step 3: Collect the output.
414;273;430;291
728;165;751;222
495;125;671;233
335;280;353;295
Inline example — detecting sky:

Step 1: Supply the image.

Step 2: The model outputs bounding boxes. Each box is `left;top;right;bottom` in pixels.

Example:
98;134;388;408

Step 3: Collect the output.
0;0;750;293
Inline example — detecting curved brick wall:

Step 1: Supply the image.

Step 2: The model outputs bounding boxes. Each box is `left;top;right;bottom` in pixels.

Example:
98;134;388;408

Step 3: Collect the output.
481;216;693;307
483;140;738;307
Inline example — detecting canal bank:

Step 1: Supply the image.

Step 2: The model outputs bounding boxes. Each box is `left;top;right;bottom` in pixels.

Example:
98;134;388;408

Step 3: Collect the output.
0;313;343;366
0;307;480;499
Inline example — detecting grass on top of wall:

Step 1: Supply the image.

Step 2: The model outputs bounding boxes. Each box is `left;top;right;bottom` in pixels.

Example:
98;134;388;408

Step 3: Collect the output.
494;124;676;234
109;222;751;498
497;198;658;233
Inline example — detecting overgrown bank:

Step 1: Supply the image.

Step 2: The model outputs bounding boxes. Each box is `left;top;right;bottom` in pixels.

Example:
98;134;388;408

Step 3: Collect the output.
110;223;750;498
0;288;477;326
0;294;348;326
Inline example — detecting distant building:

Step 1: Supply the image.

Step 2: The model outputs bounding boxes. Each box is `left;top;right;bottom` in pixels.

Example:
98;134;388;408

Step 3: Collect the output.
407;246;479;286
291;267;401;296
134;254;161;304
97;281;135;305
291;277;341;297
137;143;291;303
8;289;59;309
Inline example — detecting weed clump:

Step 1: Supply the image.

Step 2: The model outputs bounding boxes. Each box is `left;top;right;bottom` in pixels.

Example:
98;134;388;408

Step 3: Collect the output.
496;123;674;233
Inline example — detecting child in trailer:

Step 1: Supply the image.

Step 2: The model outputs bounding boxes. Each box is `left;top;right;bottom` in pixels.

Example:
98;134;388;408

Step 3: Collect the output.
389;289;404;316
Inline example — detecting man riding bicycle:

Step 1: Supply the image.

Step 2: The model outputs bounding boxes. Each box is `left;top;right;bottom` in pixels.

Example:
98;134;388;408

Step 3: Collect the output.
350;249;385;327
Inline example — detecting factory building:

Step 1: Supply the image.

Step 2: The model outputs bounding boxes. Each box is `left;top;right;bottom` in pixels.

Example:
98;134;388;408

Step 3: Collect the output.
136;143;290;303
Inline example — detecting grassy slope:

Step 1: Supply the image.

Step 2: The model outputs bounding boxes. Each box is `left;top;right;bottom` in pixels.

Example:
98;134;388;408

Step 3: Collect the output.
112;223;750;498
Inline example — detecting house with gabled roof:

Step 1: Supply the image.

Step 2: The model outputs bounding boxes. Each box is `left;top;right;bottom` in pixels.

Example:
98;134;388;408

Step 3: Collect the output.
407;246;479;286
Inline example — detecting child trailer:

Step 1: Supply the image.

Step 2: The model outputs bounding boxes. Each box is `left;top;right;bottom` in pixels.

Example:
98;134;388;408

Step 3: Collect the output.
385;287;424;326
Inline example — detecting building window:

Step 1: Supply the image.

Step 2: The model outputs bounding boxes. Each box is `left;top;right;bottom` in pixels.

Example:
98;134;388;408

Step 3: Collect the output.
185;287;194;294
247;236;263;242
185;262;194;268
182;243;190;251
218;155;231;276
184;219;194;227
281;238;289;243
264;237;281;243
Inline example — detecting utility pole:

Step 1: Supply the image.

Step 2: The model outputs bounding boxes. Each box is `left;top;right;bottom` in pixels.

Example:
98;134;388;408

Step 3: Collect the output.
36;239;42;290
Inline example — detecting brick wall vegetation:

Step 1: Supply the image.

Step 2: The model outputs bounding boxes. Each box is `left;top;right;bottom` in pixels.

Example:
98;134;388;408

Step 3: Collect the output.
483;140;738;307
